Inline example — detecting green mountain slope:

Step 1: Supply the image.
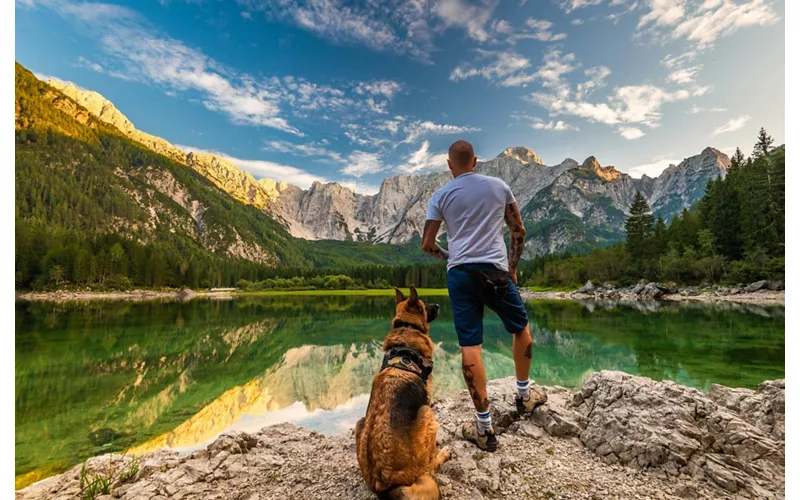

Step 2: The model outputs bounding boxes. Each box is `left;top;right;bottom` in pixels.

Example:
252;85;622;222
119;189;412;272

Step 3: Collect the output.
14;62;425;289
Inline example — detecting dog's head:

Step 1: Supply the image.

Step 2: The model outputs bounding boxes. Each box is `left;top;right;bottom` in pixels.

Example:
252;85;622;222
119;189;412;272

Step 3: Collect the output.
393;285;439;334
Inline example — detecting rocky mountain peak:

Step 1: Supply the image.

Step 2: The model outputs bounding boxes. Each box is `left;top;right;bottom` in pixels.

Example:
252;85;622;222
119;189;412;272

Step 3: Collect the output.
581;156;621;181
497;146;543;165
47;79;137;136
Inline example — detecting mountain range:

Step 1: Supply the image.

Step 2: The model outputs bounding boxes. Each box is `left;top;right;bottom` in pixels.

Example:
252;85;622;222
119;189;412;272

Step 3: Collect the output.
20;62;729;270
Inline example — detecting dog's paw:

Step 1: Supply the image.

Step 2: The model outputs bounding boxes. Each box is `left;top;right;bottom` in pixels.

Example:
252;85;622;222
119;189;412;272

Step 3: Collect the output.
437;447;452;464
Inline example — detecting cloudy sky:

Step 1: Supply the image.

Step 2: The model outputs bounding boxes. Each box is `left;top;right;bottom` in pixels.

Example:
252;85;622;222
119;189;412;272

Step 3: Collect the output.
16;0;784;193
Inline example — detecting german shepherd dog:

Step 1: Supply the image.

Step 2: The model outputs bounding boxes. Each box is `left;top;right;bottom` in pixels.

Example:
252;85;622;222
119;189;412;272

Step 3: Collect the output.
355;285;451;499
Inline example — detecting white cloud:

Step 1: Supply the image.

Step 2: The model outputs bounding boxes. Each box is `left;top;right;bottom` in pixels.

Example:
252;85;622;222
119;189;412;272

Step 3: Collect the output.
29;0;414;137
529;84;689;130
76;56;104;73
571;18;585;25
531;119;576;131
34;2;304;135
688;104;726;114
450;48;576;89
559;0;604;13
263;140;344;162
450;49;531;85
338;181;381;195
397;141;449;174
505;18;568;43
401;120;481;144
239;0;500;61
661;51;698;69
176;144;328;189
240;0;436;61
627;156;680;178
640;0;780;48
712;115;750;136
341;151;387;178
355;80;403;99
34;72;64;84
638;0;686;29
435;0;498;43
667;66;700;84
618;126;646;140
575;66;611;98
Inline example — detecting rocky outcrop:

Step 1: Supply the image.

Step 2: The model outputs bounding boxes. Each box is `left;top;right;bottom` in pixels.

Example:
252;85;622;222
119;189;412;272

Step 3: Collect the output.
650;148;730;217
563;281;785;304
18;372;784;499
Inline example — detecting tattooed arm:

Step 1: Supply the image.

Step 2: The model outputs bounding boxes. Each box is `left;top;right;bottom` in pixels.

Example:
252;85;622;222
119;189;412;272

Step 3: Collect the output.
421;219;449;261
504;202;526;284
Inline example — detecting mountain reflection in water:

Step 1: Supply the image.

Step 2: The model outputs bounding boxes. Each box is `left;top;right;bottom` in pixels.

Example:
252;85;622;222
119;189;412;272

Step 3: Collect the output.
15;295;784;488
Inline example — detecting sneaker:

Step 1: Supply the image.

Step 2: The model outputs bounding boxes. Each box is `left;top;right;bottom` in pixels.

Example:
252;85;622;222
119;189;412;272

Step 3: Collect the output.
515;385;548;415
461;421;498;452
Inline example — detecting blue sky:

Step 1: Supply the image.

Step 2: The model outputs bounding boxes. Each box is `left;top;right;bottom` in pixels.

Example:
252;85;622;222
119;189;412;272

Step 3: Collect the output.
16;0;784;193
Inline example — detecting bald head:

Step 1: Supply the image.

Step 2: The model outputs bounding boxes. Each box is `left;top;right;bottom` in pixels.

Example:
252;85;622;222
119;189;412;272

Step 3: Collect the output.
448;140;476;170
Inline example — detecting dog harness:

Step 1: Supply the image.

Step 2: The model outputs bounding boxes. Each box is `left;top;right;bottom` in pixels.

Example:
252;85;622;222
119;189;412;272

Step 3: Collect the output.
380;345;433;383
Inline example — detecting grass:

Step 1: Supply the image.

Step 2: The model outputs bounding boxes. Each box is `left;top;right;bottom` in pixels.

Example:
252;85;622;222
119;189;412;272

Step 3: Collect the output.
78;456;140;500
235;288;450;297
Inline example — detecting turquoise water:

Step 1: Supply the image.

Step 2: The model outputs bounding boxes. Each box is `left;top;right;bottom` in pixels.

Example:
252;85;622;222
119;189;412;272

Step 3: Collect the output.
15;295;784;487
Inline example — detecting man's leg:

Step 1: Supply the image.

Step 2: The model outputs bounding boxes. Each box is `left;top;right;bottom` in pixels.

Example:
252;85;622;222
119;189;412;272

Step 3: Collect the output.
460;344;497;450
485;280;547;413
448;266;497;451
511;324;533;381
461;345;489;413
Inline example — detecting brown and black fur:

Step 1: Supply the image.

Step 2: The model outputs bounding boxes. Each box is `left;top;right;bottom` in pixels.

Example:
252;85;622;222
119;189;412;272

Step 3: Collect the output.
355;285;451;499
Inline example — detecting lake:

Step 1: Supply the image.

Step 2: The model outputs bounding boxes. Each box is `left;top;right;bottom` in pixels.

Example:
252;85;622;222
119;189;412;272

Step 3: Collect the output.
15;294;785;488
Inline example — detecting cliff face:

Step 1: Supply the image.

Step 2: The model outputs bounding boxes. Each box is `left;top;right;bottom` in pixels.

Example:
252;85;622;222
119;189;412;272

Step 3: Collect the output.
43;76;730;254
263;147;728;253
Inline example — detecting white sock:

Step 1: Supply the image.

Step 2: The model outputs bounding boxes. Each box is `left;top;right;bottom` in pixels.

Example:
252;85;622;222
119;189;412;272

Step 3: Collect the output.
476;410;492;435
516;379;531;399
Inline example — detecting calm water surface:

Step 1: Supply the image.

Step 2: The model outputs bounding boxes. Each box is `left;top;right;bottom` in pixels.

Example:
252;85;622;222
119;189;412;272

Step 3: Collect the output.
15;295;784;487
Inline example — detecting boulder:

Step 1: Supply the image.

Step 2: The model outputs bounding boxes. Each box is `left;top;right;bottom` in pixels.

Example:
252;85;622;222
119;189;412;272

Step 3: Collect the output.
576;280;596;294
767;280;785;291
640;282;663;299
744;280;768;293
657;282;679;294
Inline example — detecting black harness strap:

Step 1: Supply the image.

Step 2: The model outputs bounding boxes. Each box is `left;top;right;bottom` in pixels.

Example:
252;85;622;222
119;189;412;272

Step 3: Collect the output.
391;319;426;333
380;346;433;383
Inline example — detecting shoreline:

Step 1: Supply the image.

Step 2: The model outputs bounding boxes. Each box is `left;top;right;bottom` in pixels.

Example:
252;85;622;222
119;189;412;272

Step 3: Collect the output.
16;285;784;306
520;288;785;306
15;289;234;303
17;371;785;499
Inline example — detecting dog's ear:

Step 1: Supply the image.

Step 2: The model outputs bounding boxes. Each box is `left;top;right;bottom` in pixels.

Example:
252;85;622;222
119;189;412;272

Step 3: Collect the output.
408;284;419;303
394;287;406;304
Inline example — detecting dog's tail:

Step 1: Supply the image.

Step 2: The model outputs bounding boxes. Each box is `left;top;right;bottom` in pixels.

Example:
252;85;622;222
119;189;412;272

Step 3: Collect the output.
377;475;440;500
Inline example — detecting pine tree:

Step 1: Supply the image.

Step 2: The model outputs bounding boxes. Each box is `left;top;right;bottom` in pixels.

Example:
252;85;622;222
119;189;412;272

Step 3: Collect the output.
651;215;668;257
752;127;774;159
730;147;746;169
625;191;655;274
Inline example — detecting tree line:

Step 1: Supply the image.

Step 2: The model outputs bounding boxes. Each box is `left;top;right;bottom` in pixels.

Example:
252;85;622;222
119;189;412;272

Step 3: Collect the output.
526;129;784;288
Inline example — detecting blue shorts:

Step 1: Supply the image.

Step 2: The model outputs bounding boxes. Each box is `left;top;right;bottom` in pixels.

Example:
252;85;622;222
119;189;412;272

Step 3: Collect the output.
446;263;529;347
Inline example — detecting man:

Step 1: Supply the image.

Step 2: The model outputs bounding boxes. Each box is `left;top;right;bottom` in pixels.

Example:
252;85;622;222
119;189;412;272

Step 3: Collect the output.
421;140;547;452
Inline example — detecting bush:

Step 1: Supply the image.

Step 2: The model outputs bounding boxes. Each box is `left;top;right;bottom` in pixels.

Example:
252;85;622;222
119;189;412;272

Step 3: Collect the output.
106;275;132;290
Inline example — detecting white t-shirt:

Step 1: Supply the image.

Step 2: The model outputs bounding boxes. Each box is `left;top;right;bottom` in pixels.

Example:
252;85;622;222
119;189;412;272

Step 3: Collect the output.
426;172;516;271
